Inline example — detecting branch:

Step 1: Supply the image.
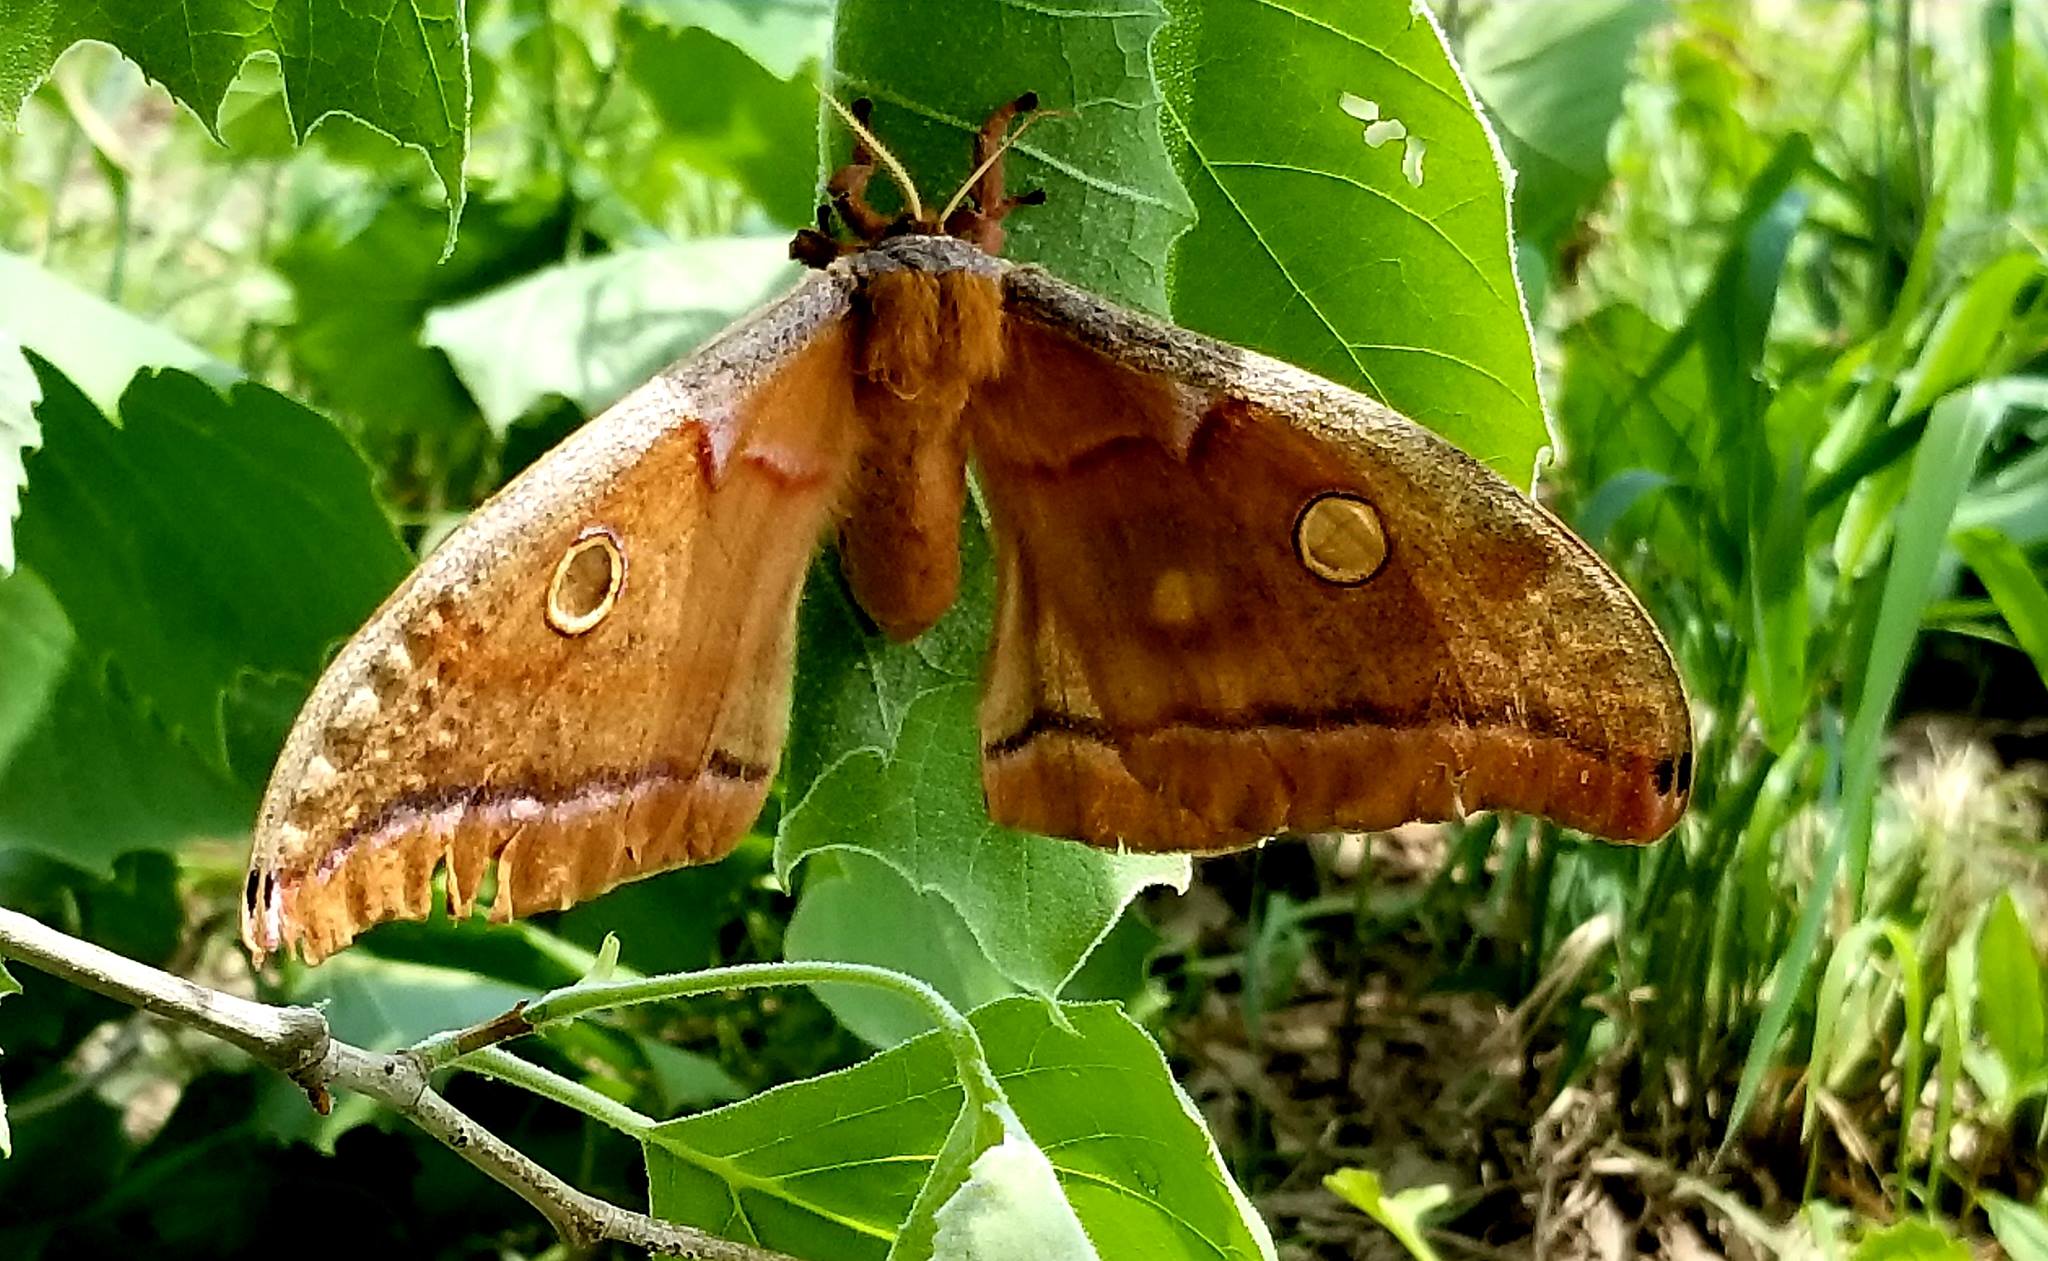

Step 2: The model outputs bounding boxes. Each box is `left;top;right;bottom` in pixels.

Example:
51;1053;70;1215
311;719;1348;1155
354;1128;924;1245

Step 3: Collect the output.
0;907;796;1261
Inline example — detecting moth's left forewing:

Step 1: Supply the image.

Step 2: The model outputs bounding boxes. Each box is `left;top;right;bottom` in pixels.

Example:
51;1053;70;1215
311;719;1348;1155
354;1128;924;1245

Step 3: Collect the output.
973;267;1692;850
246;272;859;962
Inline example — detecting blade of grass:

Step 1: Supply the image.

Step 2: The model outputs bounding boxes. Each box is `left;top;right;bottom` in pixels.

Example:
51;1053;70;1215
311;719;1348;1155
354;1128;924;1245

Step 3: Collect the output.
1802;919;1924;1211
1722;377;2047;1155
1951;526;2048;687
1985;0;2017;213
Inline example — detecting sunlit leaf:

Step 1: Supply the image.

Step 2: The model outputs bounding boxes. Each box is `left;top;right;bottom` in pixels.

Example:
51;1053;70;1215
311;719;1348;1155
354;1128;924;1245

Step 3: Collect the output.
621;10;826;226
644;998;1274;1261
1324;1167;1449;1261
0;0;469;240
831;0;1194;313
1978;892;2048;1085
0;250;234;413
784;851;1016;1047
626;0;831;81
782;513;1186;1001
422;237;796;433
1951;526;2048;689
779;678;1187;1000
1850;1219;1970;1261
1462;0;1670;250
14;360;410;767
1157;0;1545;484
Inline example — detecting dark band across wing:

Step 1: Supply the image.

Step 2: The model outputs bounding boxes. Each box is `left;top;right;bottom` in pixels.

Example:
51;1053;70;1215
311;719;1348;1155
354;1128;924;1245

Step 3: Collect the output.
968;272;1692;851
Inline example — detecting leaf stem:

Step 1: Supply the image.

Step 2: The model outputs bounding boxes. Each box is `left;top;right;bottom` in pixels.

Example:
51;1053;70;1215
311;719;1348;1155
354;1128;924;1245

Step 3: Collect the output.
465;1046;658;1140
0;907;792;1261
415;959;1012;1139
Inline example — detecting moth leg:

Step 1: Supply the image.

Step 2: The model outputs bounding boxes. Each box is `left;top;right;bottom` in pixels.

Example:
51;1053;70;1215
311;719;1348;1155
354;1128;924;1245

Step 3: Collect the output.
791;205;852;270
826;98;893;242
945;92;1047;253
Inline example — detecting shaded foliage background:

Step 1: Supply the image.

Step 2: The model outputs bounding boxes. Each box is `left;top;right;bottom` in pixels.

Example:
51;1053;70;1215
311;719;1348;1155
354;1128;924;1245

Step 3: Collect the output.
0;0;2046;1258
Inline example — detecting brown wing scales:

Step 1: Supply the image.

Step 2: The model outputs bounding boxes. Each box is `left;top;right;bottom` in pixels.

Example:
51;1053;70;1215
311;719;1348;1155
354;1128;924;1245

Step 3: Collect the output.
244;279;859;962
972;300;1692;850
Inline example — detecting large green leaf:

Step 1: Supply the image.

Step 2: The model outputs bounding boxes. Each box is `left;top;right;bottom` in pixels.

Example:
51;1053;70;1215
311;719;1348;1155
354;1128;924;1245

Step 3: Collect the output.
830;0;1195;313
0;250;235;415
276;192;571;440
0;330;36;574
13;360;411;767
626;0;830;80
0;958;17;1158
781;516;1187;1001
421;237;797;434
1461;0;1669;250
621;8;826;227
0;569;69;773
1156;0;1545;484
0;657;254;871
0;0;469;237
784;851;1016;1047
779;678;1187;1001
644;997;1273;1261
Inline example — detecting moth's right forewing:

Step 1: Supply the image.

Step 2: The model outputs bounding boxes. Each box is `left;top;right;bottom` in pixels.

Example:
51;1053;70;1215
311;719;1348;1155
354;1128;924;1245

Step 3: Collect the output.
974;267;1692;850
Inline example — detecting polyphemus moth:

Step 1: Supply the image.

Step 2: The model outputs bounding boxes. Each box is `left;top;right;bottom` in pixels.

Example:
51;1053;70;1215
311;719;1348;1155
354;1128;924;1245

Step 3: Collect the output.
243;96;1692;963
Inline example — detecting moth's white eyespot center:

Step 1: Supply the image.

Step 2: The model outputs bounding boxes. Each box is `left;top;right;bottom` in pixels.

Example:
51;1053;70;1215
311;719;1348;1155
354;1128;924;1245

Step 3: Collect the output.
1295;492;1387;586
548;527;625;635
1148;568;1207;629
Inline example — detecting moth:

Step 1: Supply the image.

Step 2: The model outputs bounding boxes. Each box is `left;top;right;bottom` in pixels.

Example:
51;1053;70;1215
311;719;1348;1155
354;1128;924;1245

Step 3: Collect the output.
244;96;1692;963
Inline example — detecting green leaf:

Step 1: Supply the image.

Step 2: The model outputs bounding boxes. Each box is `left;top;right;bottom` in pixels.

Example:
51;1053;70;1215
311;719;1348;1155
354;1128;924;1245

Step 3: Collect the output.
783;513;1186;1001
0;249;235;414
1978;891;2048;1084
621;10;826;227
293;952;535;1052
779;681;1187;1000
644;997;1273;1261
1895;253;2042;419
276;192;571;439
0;959;15;1157
0;329;37;574
1324;1167;1448;1261
13;360;411;768
0;568;69;771
830;0;1195;313
626;0;830;80
421;237;797;434
785;851;1017;1047
1461;0;1669;250
0;658;254;870
1951;526;2048;689
1850;1219;1970;1261
932;1133;1097;1261
1156;0;1545;485
1986;1193;2048;1261
0;0;470;242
